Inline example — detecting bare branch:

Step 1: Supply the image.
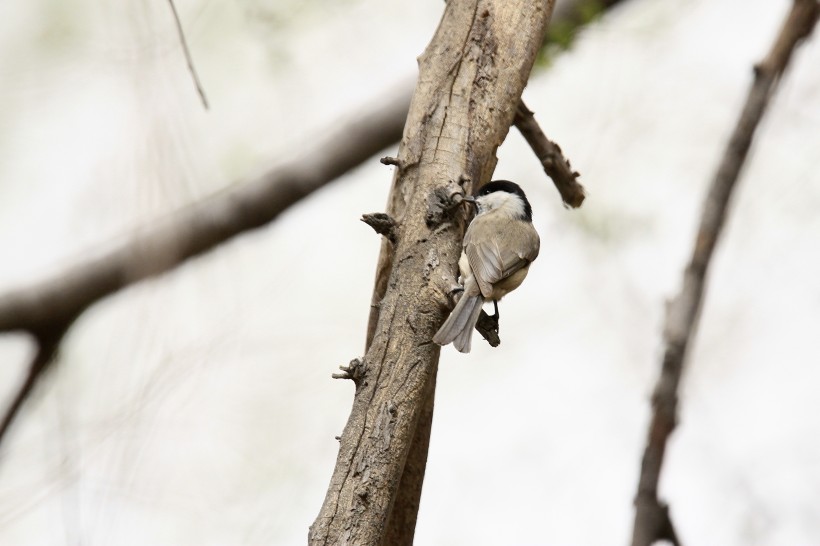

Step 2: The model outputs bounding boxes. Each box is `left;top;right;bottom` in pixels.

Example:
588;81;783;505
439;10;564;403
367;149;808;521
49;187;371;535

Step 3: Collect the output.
309;1;554;543
0;92;410;449
0;92;409;336
166;0;209;110
514;100;585;207
631;3;819;546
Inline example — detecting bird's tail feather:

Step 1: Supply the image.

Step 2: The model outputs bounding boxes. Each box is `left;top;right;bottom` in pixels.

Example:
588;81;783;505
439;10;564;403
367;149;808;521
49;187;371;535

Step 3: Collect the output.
433;293;485;353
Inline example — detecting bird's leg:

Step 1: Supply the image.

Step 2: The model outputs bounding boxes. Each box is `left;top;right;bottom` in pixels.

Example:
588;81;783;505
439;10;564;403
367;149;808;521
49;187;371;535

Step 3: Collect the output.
475;300;501;346
446;281;464;305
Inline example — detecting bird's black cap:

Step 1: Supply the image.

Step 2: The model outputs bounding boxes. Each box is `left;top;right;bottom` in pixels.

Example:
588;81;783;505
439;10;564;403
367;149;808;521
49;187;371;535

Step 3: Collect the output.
476;180;532;220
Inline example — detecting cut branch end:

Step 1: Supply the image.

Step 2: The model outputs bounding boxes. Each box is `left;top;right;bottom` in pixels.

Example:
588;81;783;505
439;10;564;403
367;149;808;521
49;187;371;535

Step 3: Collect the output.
361;213;398;244
514;100;586;208
331;358;365;386
380;156;406;170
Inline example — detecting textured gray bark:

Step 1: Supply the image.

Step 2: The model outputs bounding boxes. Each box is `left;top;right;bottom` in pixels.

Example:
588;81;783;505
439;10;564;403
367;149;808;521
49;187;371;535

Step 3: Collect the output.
309;0;555;544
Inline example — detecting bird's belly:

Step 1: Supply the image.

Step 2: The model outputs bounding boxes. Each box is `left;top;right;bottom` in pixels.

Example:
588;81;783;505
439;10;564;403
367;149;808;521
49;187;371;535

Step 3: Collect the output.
491;265;530;300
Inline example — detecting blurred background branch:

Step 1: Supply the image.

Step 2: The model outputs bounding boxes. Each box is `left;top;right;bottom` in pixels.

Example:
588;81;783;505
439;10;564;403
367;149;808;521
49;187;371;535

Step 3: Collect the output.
0;91;409;448
631;2;819;545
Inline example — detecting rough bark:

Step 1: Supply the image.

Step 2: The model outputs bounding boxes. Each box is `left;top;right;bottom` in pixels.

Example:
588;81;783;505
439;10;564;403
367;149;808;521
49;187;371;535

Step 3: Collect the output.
309;1;554;544
379;372;436;546
630;2;819;546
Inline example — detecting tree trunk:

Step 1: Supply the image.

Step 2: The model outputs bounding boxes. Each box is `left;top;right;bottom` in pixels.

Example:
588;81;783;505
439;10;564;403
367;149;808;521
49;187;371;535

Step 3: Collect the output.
309;1;554;544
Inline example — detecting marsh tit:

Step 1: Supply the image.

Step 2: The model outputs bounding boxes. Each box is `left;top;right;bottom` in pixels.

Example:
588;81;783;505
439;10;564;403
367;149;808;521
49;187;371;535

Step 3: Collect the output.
433;180;540;353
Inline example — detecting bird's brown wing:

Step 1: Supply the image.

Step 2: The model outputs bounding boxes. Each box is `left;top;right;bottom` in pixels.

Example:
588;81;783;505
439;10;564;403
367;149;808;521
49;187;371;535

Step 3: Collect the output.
463;218;540;299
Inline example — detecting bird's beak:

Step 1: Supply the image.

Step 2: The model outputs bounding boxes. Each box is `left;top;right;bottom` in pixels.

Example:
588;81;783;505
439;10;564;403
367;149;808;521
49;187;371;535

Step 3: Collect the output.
460;194;478;213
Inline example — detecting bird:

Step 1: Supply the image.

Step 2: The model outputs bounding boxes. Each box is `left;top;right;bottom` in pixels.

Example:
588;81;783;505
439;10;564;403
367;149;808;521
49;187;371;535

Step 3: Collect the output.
433;180;540;353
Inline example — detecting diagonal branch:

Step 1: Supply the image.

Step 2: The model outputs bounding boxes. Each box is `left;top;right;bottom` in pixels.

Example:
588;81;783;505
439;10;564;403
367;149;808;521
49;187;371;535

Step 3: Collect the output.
630;2;819;546
0;91;410;448
0;92;410;336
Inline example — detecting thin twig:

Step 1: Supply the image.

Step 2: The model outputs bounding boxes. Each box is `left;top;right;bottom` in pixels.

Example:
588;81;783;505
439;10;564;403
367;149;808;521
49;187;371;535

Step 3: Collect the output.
167;0;209;110
630;2;819;546
514;101;585;208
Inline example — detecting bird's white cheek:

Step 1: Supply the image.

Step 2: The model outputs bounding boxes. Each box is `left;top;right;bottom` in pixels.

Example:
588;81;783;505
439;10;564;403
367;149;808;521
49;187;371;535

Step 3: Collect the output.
497;195;527;218
475;192;527;218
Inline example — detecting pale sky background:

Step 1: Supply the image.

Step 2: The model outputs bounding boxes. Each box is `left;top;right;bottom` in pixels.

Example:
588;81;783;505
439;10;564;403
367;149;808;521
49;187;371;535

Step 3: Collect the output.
0;0;819;545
